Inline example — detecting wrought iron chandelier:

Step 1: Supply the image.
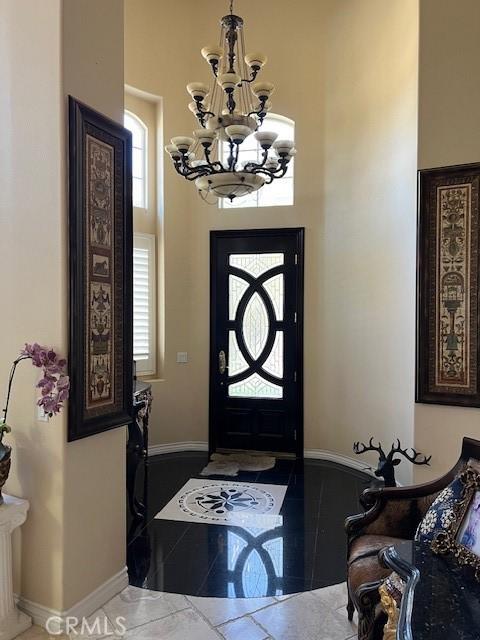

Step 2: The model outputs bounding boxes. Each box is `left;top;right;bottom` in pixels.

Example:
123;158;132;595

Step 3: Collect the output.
165;0;296;202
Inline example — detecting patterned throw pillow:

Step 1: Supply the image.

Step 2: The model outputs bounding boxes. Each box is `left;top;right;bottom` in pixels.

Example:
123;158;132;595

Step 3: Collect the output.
416;473;466;542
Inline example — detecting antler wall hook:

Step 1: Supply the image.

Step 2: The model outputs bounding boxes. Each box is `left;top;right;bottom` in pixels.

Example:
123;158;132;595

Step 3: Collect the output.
353;438;432;487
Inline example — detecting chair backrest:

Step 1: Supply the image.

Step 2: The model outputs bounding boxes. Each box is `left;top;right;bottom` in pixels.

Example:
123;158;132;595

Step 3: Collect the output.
440;437;480;487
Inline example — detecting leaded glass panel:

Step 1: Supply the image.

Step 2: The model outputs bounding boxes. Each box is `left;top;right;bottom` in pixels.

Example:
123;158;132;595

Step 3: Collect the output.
263;332;284;378
228;331;249;377
229;373;283;399
263;274;284;320
229;275;249;320
243;292;269;359
230;253;284;277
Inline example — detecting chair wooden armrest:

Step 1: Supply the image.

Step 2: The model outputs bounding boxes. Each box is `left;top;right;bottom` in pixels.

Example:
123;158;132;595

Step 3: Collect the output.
346;459;463;541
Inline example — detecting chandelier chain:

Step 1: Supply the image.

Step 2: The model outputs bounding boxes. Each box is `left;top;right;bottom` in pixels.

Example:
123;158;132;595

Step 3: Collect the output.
230;0;234;15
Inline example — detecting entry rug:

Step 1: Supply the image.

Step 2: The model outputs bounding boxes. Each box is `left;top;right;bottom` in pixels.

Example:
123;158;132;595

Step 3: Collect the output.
155;478;287;527
200;452;276;477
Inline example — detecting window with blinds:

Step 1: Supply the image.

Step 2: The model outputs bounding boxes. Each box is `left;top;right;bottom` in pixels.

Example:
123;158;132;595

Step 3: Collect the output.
133;233;156;375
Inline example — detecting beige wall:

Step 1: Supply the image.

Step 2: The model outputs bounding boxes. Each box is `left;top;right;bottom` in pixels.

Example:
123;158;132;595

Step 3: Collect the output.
0;0;66;608
1;0;126;612
414;0;480;482
321;0;419;483
62;0;126;609
125;0;419;483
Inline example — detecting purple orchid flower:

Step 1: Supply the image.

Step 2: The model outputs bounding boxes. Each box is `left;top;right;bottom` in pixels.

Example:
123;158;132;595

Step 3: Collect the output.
16;343;70;417
2;343;70;442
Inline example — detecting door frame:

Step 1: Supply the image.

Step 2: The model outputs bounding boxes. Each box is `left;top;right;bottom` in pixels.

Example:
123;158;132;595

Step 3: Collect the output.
209;227;305;458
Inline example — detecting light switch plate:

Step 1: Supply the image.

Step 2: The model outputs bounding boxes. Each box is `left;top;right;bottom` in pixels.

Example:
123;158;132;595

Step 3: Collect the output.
177;352;188;364
37;406;49;422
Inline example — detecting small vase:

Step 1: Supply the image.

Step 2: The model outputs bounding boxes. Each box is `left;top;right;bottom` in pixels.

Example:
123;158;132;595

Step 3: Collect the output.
0;446;12;506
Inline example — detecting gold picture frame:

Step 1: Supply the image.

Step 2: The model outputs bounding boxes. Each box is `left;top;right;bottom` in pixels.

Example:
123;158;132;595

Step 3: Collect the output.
431;467;480;581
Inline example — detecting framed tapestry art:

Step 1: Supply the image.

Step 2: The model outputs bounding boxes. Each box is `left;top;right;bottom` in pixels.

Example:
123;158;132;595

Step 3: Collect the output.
417;163;480;407
68;97;133;441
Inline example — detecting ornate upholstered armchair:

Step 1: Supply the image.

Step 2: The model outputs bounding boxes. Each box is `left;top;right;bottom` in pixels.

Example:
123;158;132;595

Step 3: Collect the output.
345;436;480;640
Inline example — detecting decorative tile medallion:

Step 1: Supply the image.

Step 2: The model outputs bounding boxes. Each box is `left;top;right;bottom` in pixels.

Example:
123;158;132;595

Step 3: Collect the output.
155;479;287;527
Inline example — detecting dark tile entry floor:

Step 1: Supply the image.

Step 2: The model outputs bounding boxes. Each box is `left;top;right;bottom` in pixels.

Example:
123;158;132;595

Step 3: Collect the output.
127;452;372;598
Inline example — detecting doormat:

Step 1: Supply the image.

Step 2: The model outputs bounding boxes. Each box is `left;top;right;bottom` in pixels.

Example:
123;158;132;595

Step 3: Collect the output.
200;452;276;477
155;478;287;527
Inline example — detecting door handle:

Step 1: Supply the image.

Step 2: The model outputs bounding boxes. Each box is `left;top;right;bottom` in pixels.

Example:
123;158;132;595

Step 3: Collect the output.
218;350;227;375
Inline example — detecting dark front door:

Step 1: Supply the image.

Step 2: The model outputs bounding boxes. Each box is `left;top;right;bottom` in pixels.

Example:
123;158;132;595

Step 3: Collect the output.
210;228;304;456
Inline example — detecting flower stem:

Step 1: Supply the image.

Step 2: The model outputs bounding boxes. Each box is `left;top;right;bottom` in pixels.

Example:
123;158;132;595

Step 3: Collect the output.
1;355;30;439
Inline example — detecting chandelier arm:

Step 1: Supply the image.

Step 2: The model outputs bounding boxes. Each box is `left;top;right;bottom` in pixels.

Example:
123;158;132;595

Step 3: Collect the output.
243;148;269;172
173;155;216;178
244;166;276;184
251;162;290;183
174;162;213;180
238;24;258;86
203;147;225;172
195;102;216;128
262;173;276;185
240;69;259;85
198;105;216;117
247;96;267;118
257;111;267;127
195;113;207;128
267;163;290;179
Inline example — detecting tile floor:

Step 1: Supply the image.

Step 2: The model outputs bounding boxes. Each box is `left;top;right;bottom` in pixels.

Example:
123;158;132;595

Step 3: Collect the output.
16;454;368;639
18;581;358;640
128;453;373;597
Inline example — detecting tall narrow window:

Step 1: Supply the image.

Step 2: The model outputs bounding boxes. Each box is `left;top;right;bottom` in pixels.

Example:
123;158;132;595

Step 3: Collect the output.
124;110;148;209
220;114;295;209
133;233;156;375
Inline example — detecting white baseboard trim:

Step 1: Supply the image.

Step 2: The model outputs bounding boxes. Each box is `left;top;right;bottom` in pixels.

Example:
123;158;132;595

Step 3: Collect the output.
304;448;377;478
148;442;376;478
149;441;209;456
16;566;128;632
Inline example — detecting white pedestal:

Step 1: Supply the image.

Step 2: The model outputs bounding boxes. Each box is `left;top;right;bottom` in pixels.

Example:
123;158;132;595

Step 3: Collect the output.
0;496;31;640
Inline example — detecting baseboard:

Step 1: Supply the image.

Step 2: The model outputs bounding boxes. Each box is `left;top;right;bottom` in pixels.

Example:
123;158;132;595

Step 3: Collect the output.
149;441;209;456
304;448;377;478
16;566;128;632
148;441;376;477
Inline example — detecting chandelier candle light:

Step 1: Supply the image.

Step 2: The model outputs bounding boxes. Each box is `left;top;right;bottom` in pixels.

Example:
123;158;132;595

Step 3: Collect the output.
165;0;296;202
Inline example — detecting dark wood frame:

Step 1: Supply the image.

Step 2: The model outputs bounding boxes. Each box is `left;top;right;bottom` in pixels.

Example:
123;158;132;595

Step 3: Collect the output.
209;227;304;458
68;96;133;441
416;163;480;407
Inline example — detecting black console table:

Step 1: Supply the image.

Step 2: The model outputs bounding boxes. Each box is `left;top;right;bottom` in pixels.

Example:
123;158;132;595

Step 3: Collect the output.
380;541;480;640
126;380;153;520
